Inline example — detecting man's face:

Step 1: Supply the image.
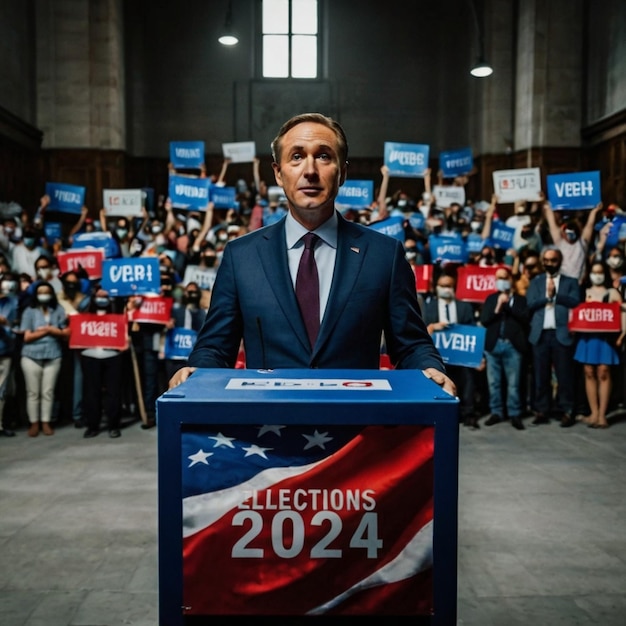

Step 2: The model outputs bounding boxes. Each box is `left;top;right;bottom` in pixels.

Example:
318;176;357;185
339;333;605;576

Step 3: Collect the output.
272;122;347;230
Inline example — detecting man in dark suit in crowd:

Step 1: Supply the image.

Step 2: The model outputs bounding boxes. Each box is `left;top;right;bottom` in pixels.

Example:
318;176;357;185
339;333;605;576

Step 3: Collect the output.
480;265;529;429
169;113;455;395
422;272;478;427
526;246;581;426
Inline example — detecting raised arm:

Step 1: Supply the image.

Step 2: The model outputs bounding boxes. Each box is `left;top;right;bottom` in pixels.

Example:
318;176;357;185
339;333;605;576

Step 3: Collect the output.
376;165;390;221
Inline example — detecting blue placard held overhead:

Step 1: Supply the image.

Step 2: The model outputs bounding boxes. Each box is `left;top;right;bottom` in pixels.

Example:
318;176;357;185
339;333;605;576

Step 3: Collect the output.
429;235;468;264
101;257;161;296
465;232;486;253
169;141;205;170
368;215;405;242
168;175;211;210
336;180;374;209
43;222;63;246
439;148;473;178
546;171;601;210
45;182;86;215
489;221;516;249
210;186;238;209
431;324;486;368
408;212;425;230
384;142;430;178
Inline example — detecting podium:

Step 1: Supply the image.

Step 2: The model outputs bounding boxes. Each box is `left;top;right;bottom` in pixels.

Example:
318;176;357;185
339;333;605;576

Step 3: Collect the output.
157;368;459;625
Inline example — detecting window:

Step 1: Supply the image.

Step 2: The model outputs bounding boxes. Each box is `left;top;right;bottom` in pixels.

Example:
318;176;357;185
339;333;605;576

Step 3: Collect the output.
262;0;318;78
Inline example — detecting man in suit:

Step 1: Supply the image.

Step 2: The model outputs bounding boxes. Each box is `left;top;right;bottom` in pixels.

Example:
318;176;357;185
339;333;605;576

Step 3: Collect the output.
526;246;581;426
479;265;529;430
422;272;478;427
169;113;454;394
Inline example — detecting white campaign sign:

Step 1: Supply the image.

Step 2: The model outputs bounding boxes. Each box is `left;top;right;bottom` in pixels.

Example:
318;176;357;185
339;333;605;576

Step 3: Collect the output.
492;168;542;203
433;185;466;208
103;189;144;217
222;141;256;163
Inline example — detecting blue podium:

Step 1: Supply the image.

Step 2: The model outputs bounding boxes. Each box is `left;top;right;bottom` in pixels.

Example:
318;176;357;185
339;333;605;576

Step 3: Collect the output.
157;368;459;625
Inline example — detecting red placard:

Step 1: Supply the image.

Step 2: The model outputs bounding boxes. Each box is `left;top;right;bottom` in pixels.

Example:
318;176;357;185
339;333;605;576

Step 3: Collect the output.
58;248;105;279
69;314;128;350
568;302;622;333
128;296;173;324
455;265;499;302
413;264;433;294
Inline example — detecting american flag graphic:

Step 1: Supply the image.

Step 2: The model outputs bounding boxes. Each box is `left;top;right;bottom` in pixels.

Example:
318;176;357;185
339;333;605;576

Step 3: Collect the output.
181;423;434;616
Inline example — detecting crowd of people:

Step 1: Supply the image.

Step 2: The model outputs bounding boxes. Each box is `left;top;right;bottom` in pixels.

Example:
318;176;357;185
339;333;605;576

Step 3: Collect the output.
0;157;624;440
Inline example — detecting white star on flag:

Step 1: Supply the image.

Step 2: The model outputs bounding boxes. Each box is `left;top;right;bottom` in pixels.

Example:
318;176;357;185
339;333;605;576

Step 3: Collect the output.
242;444;272;459
302;429;333;450
208;432;236;448
257;425;286;437
188;449;213;467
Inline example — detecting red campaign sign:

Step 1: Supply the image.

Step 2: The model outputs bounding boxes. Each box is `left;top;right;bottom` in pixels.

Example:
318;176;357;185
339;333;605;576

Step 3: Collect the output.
568;302;622;333
69;314;128;350
455;265;499;302
413;264;433;294
58;248;104;279
128;296;173;324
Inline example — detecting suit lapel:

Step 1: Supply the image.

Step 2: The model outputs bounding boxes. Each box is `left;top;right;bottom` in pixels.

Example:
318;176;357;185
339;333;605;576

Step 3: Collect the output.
256;220;311;352
313;217;367;355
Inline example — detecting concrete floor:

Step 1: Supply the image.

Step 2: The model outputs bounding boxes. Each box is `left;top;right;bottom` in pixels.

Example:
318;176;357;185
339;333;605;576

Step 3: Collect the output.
1;411;625;626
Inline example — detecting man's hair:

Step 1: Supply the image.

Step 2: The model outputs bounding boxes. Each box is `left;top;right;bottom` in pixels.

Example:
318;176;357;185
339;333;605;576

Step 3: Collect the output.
271;113;349;165
541;245;563;262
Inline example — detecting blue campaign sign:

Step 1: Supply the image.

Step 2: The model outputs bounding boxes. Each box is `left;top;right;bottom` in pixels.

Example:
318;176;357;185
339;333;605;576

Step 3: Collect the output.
71;231;120;258
408;212;425;230
432;324;486;368
164;327;198;360
465;232;486;253
101;257;160;296
45;182;85;215
210;186;238;209
368;215;405;242
429;235;468;264
546;171;601;210
489;221;516;249
142;187;155;215
336;180;373;208
439;147;473;178
44;222;63;245
169;175;211;210
384;142;430;178
170;141;205;170
607;216;626;247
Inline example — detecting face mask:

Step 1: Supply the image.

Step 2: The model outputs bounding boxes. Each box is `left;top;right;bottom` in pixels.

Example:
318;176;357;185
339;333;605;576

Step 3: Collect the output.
470;221;482;232
185;292;201;305
95;297;110;308
436;286;454;300
4;227;14;236
496;279;512;292
203;256;217;267
607;256;623;269
37;294;53;305
159;264;169;274
116;228;128;240
590;273;605;286
564;229;578;243
218;233;228;243
37;268;52;280
544;263;560;276
23;237;36;248
520;228;532;239
151;225;163;235
405;248;417;261
1;280;16;295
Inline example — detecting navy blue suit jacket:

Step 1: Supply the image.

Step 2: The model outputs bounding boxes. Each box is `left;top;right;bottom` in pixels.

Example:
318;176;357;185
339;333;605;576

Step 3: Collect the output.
188;213;445;372
526;273;581;346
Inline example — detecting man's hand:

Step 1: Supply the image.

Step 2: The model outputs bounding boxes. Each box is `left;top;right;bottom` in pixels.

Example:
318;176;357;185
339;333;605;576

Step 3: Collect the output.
168;366;197;389
422;367;457;396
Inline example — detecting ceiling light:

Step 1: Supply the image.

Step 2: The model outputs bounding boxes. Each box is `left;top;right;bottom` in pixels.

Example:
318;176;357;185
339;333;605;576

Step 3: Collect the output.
218;1;239;46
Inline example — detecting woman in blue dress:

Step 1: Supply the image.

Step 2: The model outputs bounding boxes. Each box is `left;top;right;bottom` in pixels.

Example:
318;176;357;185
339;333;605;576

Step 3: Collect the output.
574;261;626;428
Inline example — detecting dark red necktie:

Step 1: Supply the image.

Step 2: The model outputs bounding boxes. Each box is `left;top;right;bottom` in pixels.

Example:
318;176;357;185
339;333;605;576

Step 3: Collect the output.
296;232;320;348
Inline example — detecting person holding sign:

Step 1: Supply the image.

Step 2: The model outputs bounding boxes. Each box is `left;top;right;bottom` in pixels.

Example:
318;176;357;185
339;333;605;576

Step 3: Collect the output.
169;112;453;396
573;262;625;429
542;196;603;283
